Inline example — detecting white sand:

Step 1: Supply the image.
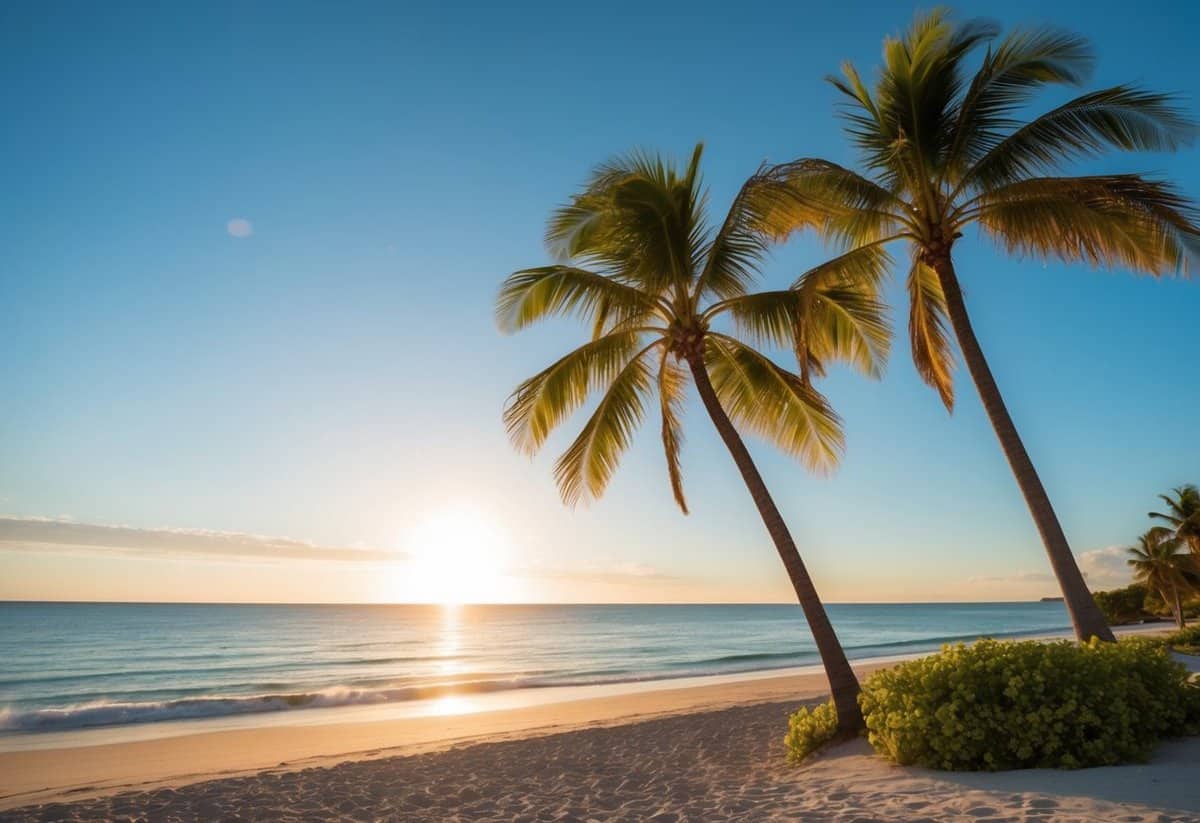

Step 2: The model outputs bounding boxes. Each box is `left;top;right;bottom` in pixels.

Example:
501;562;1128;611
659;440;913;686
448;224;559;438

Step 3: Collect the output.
2;699;1197;821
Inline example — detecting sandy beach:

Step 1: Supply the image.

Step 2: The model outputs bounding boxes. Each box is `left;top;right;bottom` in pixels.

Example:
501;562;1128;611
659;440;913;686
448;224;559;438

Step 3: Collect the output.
3;642;1198;822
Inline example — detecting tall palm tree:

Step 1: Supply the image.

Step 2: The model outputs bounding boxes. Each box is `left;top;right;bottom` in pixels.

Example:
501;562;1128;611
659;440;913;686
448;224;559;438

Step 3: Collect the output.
775;10;1199;642
1127;527;1197;629
1150;484;1200;558
496;145;890;732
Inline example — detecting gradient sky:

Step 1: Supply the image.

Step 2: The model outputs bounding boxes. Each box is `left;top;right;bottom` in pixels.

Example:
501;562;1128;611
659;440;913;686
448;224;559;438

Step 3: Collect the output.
1;0;1197;604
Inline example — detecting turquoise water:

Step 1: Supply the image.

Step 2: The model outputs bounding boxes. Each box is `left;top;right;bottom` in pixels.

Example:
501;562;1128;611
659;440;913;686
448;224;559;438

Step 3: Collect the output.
0;602;1072;734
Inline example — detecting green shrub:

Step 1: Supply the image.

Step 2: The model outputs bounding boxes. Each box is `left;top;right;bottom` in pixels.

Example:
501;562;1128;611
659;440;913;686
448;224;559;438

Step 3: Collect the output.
784;700;839;763
1186;681;1200;736
1092;583;1151;625
1164;625;1200;655
858;637;1195;770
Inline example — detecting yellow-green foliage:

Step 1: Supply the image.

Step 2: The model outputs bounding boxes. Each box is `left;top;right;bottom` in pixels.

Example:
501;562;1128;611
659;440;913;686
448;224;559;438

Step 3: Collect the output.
1165;625;1200;655
784;700;839;763
859;638;1196;770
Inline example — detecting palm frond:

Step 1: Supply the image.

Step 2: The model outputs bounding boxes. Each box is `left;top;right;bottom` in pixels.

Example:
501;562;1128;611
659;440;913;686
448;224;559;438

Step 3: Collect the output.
945;27;1094;180
694;163;809;302
704;242;893;380
790;240;896;293
703;334;844;473
974;175;1200;276
503;330;649;455
772;159;912;245
879;12;999;183
553;343;659;507
496;265;664;332
831;10;997;191
962;86;1197;191
801;284;893;380
545;146;706;301
658;355;689;513
907;256;956;410
707;289;804;350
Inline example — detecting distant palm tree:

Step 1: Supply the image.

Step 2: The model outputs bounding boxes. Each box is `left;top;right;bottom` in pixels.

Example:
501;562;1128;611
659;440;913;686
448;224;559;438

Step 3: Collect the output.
497;144;890;732
1127;527;1197;629
1150;484;1200;558
775;10;1199;643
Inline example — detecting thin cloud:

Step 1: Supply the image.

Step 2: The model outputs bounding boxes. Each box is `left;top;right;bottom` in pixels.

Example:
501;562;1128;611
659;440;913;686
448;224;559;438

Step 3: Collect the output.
518;561;686;585
967;572;1055;584
1076;545;1132;590
964;547;1133;593
0;518;401;564
226;218;253;238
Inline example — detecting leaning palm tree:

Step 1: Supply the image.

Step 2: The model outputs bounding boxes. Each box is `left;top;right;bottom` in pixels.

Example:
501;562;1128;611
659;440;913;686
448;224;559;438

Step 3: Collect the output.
497;144;890;732
1127;527;1197;629
1150;484;1200;558
775;10;1200;642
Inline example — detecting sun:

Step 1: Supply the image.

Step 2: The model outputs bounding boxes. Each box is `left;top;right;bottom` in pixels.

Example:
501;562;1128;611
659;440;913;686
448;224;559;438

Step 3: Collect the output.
402;504;512;604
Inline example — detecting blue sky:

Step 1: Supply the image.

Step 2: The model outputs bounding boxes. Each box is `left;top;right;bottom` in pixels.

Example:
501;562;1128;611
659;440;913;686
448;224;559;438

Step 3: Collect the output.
1;0;1197;603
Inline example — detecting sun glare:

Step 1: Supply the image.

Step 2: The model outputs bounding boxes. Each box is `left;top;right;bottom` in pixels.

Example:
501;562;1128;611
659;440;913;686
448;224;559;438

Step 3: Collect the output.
401;505;513;604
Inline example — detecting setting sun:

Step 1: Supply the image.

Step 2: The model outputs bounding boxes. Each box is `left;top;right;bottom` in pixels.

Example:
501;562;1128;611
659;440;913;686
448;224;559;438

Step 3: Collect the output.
401;505;513;604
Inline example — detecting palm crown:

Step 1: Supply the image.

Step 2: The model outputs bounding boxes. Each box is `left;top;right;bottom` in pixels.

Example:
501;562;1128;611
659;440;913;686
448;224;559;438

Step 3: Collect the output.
779;9;1199;408
1150;484;1200;556
773;9;1198;644
497;144;889;512
1127;526;1198;627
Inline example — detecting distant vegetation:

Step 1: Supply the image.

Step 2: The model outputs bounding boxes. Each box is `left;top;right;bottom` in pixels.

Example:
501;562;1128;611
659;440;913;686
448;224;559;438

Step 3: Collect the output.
1165;626;1200;655
1092;484;1200;629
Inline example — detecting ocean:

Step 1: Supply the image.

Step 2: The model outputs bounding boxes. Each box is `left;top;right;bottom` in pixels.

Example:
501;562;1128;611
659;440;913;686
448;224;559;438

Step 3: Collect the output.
0;601;1073;737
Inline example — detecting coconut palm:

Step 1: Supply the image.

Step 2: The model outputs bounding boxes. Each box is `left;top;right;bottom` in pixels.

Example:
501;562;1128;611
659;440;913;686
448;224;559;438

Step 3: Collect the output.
775;10;1199;642
1149;484;1200;557
497;144;890;732
1127;527;1197;629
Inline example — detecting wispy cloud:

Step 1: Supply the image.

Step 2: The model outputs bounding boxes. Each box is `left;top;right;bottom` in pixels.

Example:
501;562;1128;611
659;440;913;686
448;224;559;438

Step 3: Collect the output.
1076;545;1132;590
967;571;1055;585
964;547;1132;595
226;218;253;238
0;517;401;564
514;560;686;586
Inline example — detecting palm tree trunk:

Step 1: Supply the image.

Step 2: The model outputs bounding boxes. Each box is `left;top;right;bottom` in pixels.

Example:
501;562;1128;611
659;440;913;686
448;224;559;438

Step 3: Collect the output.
686;352;864;733
932;256;1115;643
1172;584;1185;629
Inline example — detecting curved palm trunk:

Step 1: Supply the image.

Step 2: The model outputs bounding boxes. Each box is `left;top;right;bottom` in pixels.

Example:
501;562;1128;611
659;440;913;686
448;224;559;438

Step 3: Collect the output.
932;257;1115;643
686;352;864;733
1171;584;1185;629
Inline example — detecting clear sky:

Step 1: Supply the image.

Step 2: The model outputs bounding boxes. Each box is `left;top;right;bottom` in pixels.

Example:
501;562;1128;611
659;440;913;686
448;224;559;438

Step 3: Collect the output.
1;0;1197;604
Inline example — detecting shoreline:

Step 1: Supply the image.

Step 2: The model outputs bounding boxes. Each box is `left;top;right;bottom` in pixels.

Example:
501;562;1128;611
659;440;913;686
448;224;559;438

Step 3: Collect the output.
0;623;1174;811
0;620;1167;750
0;662;881;811
5;691;1197;821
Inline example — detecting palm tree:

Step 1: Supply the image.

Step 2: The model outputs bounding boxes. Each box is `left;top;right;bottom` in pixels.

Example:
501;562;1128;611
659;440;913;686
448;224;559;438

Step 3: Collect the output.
496;145;890;732
1127;527;1197;629
1149;484;1200;557
775;10;1199;642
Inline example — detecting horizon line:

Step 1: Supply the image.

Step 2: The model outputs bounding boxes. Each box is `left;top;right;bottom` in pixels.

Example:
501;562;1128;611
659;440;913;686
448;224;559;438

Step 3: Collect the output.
0;598;1066;607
